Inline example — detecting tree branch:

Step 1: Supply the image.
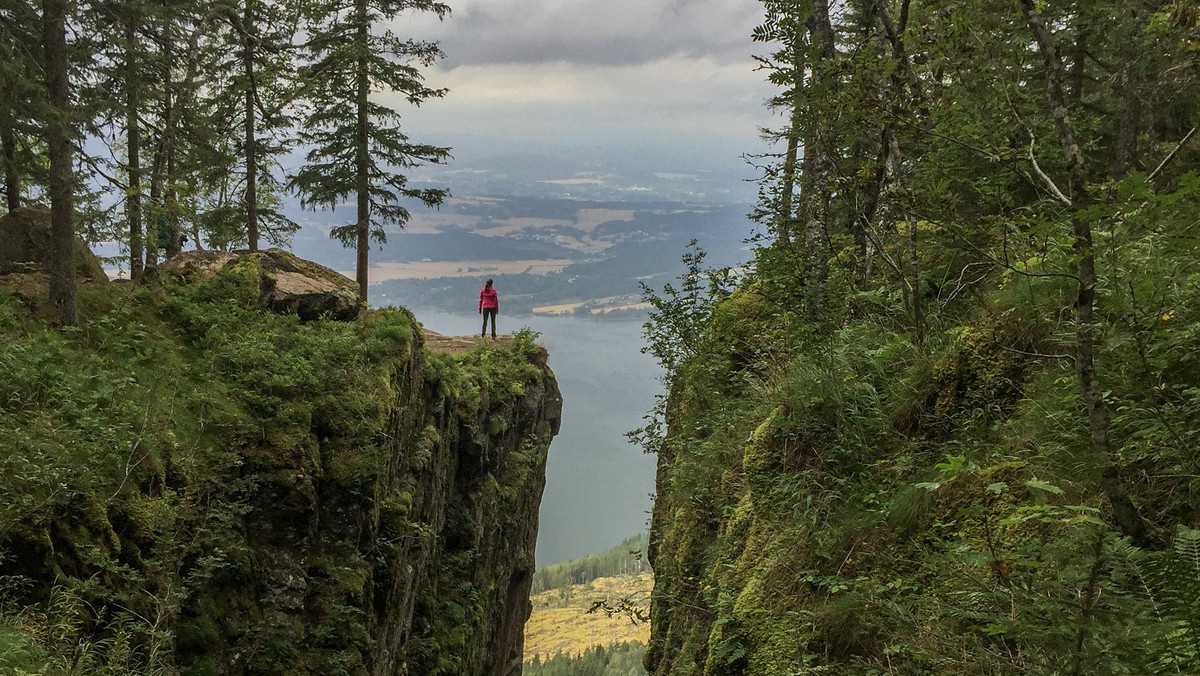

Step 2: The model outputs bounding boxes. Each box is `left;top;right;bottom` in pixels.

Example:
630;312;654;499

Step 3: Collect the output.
1028;136;1073;207
1147;126;1197;182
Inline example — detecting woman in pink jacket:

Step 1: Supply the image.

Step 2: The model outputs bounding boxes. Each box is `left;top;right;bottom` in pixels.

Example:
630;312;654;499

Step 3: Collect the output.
479;278;499;339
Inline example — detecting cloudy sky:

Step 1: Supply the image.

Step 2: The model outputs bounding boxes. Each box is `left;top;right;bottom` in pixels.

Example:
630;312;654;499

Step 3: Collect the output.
389;0;779;170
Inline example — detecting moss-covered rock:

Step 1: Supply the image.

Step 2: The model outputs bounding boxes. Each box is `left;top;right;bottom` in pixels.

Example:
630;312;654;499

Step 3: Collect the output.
160;248;361;320
0;205;107;280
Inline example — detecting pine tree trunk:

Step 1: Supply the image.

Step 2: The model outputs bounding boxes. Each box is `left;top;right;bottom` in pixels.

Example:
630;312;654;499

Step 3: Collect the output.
43;0;77;325
166;138;182;257
1020;0;1151;547
354;0;370;302
125;15;143;280
244;0;258;252
147;24;179;270
2;121;18;211
775;46;803;247
1114;64;1141;178
1069;18;1088;103
147;153;161;269
777;131;797;246
908;212;923;345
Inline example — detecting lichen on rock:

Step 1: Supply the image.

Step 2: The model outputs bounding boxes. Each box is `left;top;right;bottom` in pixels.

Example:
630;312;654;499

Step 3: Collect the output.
160;248;361;321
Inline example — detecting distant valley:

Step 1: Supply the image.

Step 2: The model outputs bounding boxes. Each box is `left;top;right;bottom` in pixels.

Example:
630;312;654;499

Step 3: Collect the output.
287;194;756;315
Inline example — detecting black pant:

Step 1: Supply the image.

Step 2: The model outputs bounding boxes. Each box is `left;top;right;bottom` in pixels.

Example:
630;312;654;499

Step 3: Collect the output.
481;308;497;337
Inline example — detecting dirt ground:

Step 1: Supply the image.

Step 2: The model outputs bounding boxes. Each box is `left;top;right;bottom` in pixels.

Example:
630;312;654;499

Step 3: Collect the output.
422;329;512;354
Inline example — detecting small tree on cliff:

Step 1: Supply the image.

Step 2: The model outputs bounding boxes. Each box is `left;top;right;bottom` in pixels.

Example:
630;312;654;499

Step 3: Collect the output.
290;0;450;302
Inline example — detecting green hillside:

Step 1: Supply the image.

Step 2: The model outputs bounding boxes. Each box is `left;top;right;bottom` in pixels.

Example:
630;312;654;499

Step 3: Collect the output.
525;538;653;676
0;259;560;675
640;2;1200;674
533;534;651;593
526;642;648;676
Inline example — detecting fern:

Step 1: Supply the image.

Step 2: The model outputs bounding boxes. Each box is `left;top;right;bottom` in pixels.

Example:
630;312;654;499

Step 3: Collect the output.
1141;527;1200;672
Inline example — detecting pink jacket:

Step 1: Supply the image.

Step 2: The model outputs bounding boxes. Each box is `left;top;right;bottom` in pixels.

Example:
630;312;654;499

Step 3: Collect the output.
479;287;498;310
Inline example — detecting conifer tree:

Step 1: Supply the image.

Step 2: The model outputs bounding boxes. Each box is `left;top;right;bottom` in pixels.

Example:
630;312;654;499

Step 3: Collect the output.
291;0;450;302
82;0;155;277
212;0;299;252
0;0;44;213
42;0;77;325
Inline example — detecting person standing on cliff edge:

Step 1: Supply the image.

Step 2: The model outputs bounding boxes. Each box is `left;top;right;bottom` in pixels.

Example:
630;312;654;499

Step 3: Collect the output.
479;278;499;340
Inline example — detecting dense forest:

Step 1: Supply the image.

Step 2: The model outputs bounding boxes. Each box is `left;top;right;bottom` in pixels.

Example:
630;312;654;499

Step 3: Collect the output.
526;642;647;676
0;0;449;306
639;0;1200;674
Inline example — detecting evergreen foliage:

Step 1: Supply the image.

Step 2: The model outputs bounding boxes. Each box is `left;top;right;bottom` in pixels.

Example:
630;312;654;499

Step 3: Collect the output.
525;641;648;676
0;0;447;293
290;0;451;301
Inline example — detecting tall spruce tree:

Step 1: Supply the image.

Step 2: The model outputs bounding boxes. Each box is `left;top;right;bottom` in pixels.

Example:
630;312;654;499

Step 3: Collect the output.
291;0;450;302
0;0;45;213
81;0;155;277
207;0;299;252
42;0;76;325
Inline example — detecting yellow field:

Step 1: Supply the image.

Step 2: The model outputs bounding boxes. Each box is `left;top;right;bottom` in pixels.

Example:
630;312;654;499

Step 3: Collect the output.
397;211;482;234
574;209;635;231
524;572;653;662
532;295;650;315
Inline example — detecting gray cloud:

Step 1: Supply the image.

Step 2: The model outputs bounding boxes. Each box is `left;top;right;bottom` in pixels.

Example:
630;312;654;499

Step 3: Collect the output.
403;0;766;69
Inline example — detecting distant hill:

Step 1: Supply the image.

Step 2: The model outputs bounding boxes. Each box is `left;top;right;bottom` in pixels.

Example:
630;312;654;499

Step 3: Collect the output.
336;196;756;315
532;533;651;593
524;573;652;666
524;534;653;672
525;641;648;676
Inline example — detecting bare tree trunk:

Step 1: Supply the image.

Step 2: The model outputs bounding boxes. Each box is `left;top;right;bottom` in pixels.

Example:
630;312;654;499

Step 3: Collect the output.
244;0;259;252
1069;17;1089;103
148;7;233;262
2;122;18;211
43;0;77;325
1020;0;1152;547
800;0;836;324
354;0;370;302
908;212;923;345
166;139;182;258
124;15;143;280
147;26;173;271
1114;64;1141;178
777;126;798;246
147;153;162;269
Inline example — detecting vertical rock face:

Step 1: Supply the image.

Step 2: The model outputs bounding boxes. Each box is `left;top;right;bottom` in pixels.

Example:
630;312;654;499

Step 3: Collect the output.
367;339;562;676
0;255;561;676
232;329;561;676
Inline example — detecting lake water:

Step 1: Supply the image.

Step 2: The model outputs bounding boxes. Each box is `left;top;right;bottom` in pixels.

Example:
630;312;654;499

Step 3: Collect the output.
413;310;661;567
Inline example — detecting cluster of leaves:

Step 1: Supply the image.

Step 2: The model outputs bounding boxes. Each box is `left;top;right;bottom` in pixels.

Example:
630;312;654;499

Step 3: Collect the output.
1;0;448;293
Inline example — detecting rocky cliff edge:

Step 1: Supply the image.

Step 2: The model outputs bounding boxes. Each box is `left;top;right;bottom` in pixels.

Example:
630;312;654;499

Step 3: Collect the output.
0;250;561;676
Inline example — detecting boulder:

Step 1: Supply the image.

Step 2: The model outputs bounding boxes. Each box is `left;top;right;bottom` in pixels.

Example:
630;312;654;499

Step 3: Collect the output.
0;206;108;280
160;248;361;321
